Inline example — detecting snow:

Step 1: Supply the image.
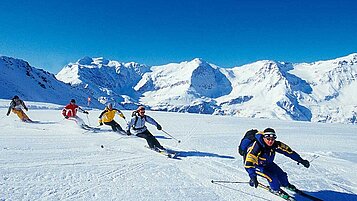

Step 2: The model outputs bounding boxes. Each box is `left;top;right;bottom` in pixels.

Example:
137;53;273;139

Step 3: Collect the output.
1;100;356;201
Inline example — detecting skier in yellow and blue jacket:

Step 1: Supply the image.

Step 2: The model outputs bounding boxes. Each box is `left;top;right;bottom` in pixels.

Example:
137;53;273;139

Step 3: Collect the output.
98;103;126;133
244;128;310;197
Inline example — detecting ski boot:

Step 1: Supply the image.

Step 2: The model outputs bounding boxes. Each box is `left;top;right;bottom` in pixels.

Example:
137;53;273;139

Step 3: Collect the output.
270;189;291;200
285;183;297;192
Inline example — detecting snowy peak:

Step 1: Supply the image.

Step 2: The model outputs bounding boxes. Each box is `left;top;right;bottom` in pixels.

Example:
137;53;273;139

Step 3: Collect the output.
1;54;357;124
0;56;97;106
190;59;232;98
136;58;231;98
55;54;357;123
56;56;150;107
77;56;94;65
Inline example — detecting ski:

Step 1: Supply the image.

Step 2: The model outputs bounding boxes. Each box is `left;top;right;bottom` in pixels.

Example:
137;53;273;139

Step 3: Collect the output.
258;183;296;201
287;188;323;201
81;125;101;132
144;146;177;158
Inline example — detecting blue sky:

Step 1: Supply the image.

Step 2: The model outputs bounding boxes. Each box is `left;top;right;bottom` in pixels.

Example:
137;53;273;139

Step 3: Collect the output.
1;0;356;73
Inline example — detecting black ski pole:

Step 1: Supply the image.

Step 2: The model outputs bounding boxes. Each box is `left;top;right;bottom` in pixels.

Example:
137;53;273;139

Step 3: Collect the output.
310;155;320;163
211;180;249;184
162;129;181;143
100;136;128;149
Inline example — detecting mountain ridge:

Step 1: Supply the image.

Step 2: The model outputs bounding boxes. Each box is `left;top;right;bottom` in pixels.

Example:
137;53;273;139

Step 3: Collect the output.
1;54;356;124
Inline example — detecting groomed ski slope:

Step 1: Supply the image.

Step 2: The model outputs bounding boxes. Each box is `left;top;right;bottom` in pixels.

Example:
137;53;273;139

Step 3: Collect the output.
0;102;356;201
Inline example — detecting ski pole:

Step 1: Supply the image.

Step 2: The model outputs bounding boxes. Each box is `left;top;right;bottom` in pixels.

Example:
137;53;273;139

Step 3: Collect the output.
162;129;181;143
310;155;320;163
211;180;249;184
100;135;132;149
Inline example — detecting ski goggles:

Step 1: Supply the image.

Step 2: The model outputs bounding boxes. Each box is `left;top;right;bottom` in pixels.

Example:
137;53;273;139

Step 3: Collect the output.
263;133;277;140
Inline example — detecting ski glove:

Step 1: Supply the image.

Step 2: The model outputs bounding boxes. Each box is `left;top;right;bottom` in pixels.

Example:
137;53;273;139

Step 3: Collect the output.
298;159;310;168
119;113;125;119
249;176;258;188
157;124;162;130
65;116;69;119
6;112;10;116
99;122;103;126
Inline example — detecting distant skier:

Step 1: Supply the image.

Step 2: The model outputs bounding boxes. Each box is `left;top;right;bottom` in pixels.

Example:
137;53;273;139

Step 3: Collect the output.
98;103;126;133
126;106;165;150
6;95;33;122
62;99;89;128
243;128;310;197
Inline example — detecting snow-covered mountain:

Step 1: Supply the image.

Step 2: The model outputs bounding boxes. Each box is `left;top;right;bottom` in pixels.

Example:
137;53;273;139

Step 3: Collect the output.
56;54;357;124
1;54;356;124
0;56;101;107
56;56;150;109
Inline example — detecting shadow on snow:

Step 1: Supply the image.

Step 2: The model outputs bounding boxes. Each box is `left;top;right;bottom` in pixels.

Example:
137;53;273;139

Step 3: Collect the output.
304;190;357;201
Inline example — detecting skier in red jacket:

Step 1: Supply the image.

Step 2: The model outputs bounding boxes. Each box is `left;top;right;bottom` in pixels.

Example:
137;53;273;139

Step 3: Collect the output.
62;99;90;128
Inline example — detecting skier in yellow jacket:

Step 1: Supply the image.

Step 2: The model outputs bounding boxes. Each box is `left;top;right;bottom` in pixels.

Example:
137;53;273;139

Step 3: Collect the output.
6;95;33;122
98;103;126;133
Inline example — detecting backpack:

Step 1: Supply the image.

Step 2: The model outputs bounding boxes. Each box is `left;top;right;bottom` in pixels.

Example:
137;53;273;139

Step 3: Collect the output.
131;110;147;128
238;129;259;156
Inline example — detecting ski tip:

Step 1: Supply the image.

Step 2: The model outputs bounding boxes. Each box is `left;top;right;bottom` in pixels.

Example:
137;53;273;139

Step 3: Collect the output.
101;145;104;148
211;180;214;183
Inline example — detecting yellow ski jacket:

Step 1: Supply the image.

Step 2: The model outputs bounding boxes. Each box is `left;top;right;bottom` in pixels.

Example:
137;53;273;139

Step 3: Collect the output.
98;107;125;123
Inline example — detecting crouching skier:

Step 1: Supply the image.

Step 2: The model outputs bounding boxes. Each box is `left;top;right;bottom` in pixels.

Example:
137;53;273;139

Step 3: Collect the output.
126;106;165;151
62;99;89;128
6;95;33;122
243;128;310;199
98;103;126;133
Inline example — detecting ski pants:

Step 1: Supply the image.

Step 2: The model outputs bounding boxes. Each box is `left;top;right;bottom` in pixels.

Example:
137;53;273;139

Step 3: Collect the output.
67;116;86;127
104;120;123;132
136;130;164;149
12;109;30;122
256;162;289;191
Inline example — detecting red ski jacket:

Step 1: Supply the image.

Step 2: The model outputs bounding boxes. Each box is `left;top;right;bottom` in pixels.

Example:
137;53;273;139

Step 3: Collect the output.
62;104;79;117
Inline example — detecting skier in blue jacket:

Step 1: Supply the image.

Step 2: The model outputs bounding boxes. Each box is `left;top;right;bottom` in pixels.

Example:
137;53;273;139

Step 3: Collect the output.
244;128;310;197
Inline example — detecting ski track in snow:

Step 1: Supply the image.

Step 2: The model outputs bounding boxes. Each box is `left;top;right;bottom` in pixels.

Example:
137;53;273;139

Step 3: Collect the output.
0;108;357;201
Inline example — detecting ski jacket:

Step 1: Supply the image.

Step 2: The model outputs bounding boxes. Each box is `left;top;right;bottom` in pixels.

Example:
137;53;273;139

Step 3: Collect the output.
126;114;159;134
8;99;28;113
244;132;302;178
98;107;124;123
62;103;85;117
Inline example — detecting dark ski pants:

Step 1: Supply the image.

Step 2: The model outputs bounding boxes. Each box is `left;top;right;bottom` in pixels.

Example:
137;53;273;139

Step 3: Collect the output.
256;162;289;191
136;130;164;149
104;120;123;132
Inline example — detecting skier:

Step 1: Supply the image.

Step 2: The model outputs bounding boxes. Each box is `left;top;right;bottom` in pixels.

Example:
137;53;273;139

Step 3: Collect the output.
244;128;310;197
126;106;165;150
6;95;33;122
62;99;89;128
98;103;126;133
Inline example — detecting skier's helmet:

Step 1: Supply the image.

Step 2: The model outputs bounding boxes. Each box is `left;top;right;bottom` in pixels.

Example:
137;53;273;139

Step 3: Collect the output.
13;95;19;100
70;99;76;103
107;103;113;109
137;105;145;111
263;128;276;139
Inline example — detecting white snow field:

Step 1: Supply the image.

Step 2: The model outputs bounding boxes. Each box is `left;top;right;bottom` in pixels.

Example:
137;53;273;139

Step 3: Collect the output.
0;101;356;201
